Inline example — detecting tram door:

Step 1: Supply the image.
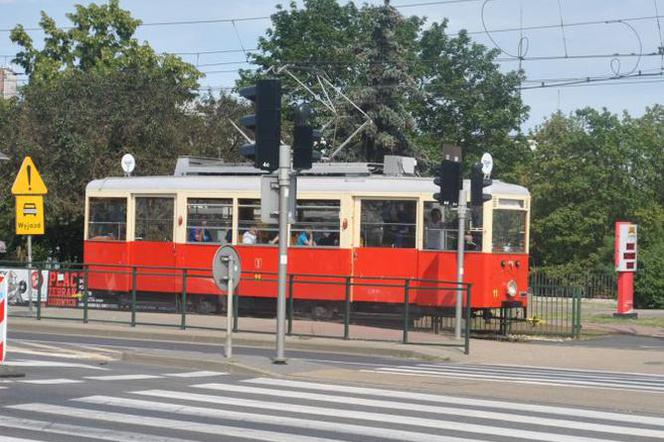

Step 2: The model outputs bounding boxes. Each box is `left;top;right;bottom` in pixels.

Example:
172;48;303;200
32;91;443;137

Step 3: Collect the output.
131;195;178;293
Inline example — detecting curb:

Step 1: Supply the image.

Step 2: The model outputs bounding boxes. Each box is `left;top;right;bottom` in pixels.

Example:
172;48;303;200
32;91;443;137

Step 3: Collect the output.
8;319;456;362
120;351;288;378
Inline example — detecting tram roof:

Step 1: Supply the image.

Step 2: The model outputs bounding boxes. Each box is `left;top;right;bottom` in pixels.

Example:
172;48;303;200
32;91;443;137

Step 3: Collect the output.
87;174;529;196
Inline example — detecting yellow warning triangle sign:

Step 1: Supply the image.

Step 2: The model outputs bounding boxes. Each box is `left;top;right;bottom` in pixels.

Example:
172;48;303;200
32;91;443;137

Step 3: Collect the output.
11;156;48;195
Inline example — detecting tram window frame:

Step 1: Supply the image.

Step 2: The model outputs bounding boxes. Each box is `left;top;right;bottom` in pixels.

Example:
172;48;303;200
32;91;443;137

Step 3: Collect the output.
186;198;233;244
87;197;127;241
237;199;279;246
360;199;417;248
291;200;341;247
422;202;459;251
134;196;175;242
492;208;527;253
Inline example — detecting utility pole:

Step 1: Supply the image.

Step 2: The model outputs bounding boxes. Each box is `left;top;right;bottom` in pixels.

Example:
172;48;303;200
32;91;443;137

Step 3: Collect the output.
274;144;291;364
455;190;467;340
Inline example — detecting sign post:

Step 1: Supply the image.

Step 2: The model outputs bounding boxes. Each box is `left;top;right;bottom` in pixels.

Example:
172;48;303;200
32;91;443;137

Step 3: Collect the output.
212;245;241;358
11;157;48;314
0;274;7;364
614;222;638;319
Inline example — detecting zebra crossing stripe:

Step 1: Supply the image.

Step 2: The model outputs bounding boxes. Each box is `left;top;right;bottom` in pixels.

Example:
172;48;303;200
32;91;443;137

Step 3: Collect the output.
164;371;227;378
0;437;42;442
7;403;345;442
3;360;108;370
244;378;664;427
190;383;664;439
403;364;664;387
361;367;664;392
0;415;201;442
84;374;163;381
77;395;472;442
18;379;84;385
132;389;617;442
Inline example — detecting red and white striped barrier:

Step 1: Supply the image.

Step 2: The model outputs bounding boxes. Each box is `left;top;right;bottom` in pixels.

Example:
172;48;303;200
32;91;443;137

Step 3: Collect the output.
0;272;6;363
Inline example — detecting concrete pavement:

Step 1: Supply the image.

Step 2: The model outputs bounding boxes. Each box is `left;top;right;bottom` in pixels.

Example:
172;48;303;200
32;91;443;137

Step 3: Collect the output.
6;306;664;375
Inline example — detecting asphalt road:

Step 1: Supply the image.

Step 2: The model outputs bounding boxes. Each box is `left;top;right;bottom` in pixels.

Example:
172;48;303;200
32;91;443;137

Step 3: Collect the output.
2;339;663;442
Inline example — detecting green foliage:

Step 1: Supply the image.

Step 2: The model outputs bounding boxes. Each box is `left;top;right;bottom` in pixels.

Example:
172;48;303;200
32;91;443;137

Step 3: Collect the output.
240;0;527;167
526;106;664;307
0;1;248;261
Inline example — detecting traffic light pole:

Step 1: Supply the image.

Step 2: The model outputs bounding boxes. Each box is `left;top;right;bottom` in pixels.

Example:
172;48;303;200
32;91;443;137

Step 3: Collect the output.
455;189;467;340
274;143;291;364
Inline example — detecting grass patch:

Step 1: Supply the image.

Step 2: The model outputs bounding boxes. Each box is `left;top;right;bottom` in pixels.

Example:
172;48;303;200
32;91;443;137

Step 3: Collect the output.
585;314;664;328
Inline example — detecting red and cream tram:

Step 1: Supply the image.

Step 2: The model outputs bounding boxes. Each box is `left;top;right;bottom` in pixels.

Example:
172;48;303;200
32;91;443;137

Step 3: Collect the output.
84;157;530;313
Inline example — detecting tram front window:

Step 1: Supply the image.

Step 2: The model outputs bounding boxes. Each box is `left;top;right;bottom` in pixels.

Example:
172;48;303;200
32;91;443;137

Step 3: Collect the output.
187;199;232;244
361;200;416;248
88;197;127;241
492;208;527;253
238;199;278;245
135;197;174;242
292;200;340;247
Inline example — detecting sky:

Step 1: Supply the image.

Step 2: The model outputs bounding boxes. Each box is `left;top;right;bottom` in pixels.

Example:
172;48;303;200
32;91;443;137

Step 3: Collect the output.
1;0;663;131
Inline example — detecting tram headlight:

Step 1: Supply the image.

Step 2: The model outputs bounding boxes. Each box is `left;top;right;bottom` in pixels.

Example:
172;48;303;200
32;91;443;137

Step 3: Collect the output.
506;280;518;297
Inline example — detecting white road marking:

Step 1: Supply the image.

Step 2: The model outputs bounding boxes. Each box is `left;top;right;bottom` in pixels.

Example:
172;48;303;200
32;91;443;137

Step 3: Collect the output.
164;370;227;378
0;415;201;442
77;395;473;442
477;363;664;378
191;383;664;439
8;403;346;442
245;378;664;427
0;437;43;442
360;368;664;392
134;389;615;442
3;360;108;370
18;378;84;385
84;374;163;381
9;341;116;361
414;363;664;384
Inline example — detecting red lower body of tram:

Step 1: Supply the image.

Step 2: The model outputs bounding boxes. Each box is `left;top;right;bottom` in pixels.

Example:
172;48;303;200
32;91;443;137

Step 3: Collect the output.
84;240;528;311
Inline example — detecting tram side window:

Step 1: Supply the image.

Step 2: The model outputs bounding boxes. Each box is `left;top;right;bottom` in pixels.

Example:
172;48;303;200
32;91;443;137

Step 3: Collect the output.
88;198;127;241
492;209;527;253
423;202;458;251
237;199;278;245
187;199;232;244
135;197;174;242
292;200;340;247
361;200;416;248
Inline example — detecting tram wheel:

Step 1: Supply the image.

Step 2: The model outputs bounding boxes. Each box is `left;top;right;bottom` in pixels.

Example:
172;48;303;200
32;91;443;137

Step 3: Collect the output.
196;298;217;315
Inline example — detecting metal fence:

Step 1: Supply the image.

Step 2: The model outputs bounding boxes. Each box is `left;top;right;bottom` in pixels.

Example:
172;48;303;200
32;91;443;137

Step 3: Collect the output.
3;261;472;354
530;269;616;299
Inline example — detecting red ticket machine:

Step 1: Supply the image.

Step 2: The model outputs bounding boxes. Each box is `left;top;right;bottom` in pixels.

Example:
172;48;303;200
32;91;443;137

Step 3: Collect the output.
614;221;638;318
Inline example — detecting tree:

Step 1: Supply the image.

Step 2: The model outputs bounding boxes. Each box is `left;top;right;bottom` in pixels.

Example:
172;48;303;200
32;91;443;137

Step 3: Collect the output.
239;0;527;166
415;22;529;172
0;1;212;260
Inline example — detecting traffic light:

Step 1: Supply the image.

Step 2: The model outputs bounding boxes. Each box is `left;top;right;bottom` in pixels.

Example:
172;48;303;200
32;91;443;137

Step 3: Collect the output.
433;160;462;206
292;103;319;171
239;79;281;171
470;162;492;207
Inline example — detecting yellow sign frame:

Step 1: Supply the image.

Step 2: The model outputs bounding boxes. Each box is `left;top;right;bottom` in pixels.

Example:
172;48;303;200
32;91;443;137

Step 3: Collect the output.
15;195;45;235
12;156;48;195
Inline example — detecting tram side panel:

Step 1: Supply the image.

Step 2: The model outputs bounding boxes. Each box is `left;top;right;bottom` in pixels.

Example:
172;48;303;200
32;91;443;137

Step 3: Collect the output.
351;248;419;303
85;240;132;293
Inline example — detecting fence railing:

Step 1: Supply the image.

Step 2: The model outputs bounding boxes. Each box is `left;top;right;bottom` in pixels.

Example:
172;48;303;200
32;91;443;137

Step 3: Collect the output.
530;269;616;299
3;261;472;354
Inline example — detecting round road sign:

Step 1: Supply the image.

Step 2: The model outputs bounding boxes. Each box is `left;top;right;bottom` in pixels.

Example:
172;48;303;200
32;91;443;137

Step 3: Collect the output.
481;152;493;176
121;153;136;175
212;245;241;291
